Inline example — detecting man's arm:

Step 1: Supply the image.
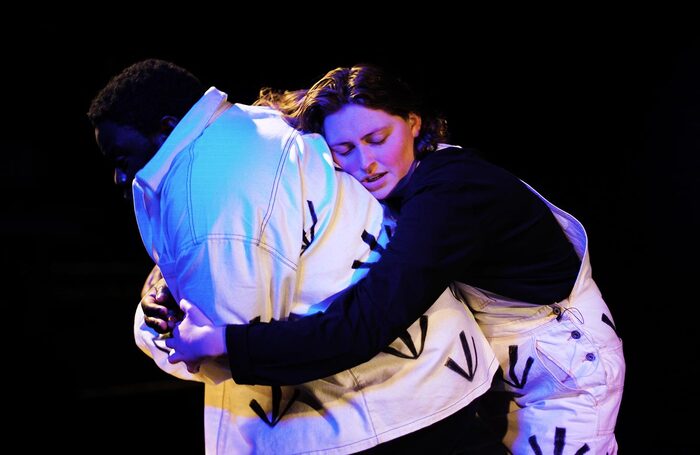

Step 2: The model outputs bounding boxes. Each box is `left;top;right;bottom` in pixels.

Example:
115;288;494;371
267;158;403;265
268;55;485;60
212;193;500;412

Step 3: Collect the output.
148;237;297;383
133;284;221;383
132;238;294;384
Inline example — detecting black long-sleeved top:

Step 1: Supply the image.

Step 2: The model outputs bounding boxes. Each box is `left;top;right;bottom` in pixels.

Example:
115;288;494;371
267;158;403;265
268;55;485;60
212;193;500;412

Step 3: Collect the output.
227;147;580;385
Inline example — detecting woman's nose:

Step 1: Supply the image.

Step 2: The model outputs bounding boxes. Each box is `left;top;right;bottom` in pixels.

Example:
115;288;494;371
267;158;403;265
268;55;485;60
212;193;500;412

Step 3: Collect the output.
363;161;377;174
358;148;377;173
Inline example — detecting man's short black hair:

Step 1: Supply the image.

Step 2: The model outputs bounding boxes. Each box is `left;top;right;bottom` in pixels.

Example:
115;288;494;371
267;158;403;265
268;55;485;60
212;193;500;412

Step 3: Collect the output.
87;59;204;134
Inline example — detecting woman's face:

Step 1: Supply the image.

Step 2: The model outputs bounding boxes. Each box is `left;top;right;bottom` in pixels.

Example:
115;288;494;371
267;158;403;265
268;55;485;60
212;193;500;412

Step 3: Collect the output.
323;104;421;200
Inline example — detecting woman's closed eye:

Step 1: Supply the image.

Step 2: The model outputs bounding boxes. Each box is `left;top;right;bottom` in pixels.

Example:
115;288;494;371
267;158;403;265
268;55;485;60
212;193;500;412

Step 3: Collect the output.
332;145;354;157
366;133;387;145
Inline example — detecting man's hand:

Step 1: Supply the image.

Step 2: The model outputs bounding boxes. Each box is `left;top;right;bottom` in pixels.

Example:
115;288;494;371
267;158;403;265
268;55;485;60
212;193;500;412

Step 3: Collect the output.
141;279;184;334
141;265;164;298
165;299;227;373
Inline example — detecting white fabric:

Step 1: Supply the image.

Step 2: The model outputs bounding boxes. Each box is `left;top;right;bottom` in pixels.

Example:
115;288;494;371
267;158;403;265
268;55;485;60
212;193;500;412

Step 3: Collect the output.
132;88;498;454
453;181;625;455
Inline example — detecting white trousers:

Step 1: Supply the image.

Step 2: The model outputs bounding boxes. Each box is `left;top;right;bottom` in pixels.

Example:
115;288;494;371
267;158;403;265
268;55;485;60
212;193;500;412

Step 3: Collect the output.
454;181;625;455
458;275;624;455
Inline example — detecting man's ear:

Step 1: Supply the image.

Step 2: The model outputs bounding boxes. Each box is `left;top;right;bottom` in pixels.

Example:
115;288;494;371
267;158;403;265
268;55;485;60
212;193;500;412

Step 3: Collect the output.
160;116;179;134
152;116;179;147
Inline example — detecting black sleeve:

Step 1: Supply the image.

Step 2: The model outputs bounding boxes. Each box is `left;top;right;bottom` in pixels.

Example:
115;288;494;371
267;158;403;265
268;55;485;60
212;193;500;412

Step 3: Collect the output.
227;168;489;386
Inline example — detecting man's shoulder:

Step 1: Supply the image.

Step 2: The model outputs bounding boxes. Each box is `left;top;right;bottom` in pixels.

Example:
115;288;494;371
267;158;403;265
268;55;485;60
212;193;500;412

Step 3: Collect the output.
232;102;287;120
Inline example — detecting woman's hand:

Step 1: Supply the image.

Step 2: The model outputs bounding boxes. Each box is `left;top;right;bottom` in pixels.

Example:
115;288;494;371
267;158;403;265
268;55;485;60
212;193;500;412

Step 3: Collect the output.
165;300;227;374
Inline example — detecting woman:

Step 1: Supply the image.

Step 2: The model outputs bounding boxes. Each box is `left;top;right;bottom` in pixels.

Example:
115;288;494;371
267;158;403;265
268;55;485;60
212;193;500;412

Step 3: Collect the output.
164;64;625;454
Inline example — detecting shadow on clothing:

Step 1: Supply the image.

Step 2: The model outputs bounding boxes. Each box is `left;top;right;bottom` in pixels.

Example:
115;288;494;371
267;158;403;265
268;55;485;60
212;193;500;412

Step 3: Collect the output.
358;390;510;454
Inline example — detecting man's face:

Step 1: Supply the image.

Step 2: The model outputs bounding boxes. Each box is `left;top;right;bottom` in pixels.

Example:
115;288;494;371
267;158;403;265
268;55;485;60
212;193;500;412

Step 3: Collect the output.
94;121;162;200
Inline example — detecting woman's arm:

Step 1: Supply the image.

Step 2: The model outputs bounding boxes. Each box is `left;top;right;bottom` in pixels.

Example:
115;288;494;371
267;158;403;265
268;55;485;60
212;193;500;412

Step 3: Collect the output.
227;174;486;385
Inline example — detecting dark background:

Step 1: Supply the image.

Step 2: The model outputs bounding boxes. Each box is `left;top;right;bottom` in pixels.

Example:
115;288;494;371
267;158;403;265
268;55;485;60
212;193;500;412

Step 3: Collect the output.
6;22;698;453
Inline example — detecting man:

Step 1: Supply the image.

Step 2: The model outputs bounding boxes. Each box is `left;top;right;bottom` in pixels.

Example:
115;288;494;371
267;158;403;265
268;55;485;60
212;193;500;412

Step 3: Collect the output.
89;59;500;454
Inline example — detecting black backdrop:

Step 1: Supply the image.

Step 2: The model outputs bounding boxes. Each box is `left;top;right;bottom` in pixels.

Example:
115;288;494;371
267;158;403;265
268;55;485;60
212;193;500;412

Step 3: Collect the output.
6;24;698;453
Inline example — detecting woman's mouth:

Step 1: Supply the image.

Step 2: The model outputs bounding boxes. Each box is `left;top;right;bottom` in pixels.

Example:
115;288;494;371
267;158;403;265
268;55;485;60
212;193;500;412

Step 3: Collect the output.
362;172;388;192
364;172;387;184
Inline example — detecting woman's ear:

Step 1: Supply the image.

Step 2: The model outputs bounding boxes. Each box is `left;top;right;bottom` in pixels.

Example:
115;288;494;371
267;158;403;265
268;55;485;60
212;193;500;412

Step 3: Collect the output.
408;113;422;138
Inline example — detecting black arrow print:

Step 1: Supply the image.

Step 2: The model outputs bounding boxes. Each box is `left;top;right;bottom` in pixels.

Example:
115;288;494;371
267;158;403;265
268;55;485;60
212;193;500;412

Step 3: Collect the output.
528;427;590;455
352;229;387;268
382;316;428;359
249;385;300;428
445;331;479;381
601;313;620;339
300;200;318;255
502;345;534;389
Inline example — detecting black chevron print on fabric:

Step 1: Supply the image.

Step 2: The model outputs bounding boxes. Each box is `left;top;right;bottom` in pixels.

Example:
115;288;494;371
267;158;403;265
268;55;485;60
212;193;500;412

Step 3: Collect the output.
249;386;300;428
352;229;387;269
528;435;543;455
382;316;428;359
601;313;620;338
528;427;590;455
300;200;318;255
385;225;393;238
445;331;479;381
502;345;534;389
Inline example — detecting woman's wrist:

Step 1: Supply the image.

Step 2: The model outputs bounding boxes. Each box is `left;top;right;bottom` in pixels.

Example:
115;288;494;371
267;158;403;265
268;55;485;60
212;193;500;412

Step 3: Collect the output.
206;325;228;357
